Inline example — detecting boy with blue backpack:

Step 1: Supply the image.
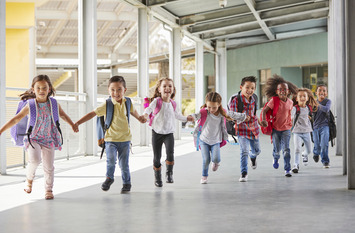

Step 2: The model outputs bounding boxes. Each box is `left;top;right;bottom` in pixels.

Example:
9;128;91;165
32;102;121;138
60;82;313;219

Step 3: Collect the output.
75;76;146;193
228;76;260;182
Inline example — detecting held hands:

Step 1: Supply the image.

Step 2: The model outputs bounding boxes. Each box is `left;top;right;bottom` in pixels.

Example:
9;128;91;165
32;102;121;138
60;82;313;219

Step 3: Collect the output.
72;123;79;133
260;120;268;127
138;115;147;123
244;115;251;122
187;115;194;122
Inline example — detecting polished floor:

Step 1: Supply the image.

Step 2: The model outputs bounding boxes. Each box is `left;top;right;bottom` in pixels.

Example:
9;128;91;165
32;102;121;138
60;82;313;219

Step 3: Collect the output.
0;133;354;233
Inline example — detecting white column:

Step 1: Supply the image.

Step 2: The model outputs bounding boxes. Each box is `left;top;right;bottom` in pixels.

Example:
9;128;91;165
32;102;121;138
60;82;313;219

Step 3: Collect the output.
78;0;97;156
195;42;205;111
29;27;36;79
110;53;118;77
346;0;355;189
0;0;6;174
138;8;149;146
170;28;182;140
215;40;227;107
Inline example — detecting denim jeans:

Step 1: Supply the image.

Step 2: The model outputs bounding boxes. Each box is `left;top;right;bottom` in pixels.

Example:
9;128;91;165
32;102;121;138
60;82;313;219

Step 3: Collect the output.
105;141;131;184
293;132;312;166
272;129;291;171
199;140;220;177
313;125;330;164
238;136;260;174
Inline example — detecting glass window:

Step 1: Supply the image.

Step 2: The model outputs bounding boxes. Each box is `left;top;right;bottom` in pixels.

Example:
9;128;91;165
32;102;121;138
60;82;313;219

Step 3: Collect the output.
302;65;328;95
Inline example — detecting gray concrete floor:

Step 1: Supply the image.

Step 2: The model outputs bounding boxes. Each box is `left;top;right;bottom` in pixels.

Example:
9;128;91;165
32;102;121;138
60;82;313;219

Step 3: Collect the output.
0;133;354;233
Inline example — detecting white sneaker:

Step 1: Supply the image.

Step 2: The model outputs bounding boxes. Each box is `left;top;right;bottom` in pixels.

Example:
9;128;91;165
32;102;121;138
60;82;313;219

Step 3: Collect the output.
239;172;248;182
212;162;220;171
200;176;208;184
302;155;309;166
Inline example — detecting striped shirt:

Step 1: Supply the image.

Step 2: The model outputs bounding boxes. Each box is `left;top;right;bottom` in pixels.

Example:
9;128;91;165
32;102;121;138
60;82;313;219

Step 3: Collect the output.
229;94;260;139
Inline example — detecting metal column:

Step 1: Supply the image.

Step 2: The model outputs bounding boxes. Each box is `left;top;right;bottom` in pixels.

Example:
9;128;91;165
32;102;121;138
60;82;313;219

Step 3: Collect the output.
170;28;182;139
78;0;98;156
346;0;355;189
195;42;205;111
138;8;149;146
0;0;6;174
215;40;227;107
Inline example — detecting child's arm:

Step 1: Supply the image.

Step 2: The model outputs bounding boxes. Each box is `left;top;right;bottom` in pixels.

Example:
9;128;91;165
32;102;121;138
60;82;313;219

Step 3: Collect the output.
58;104;79;132
227;111;247;122
0;105;29;135
75;111;97;128
260;106;271;127
131;109;147;123
316;99;331;113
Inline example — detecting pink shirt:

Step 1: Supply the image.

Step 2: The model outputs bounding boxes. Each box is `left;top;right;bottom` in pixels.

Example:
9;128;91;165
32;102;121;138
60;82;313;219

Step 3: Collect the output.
267;97;293;131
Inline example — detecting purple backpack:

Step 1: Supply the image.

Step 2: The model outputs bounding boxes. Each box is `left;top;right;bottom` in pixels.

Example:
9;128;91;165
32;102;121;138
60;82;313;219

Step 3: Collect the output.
10;97;62;148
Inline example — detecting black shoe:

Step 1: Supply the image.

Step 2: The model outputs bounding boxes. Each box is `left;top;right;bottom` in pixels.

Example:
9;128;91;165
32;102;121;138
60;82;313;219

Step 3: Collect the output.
313;155;320;163
251;157;257;169
101;177;114;191
166;171;174;183
154;169;163;187
121;184;131;193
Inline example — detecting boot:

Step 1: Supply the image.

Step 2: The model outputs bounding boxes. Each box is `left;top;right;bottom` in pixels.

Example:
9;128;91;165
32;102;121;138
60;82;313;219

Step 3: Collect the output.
166;161;174;183
153;166;163;187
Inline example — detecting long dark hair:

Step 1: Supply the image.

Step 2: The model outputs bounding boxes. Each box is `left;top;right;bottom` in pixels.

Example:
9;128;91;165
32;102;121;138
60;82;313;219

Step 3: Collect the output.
20;74;55;100
263;74;298;99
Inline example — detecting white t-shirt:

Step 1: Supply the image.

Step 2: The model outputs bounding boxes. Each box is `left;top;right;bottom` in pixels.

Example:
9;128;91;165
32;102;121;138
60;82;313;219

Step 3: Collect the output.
144;98;187;134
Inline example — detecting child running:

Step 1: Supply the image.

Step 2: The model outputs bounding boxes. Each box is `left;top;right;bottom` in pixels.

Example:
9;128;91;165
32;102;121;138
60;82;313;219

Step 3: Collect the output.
75;76;146;193
291;88;318;173
192;92;249;184
312;84;332;168
143;78;193;187
229;76;260;182
260;74;298;177
0;75;78;200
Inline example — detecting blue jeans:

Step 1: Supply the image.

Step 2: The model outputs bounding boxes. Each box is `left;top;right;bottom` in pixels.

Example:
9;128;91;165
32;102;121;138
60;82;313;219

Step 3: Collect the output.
293;132;312;166
272;129;291;171
313;126;330;164
238;136;260;174
105;141;131;184
199;140;220;177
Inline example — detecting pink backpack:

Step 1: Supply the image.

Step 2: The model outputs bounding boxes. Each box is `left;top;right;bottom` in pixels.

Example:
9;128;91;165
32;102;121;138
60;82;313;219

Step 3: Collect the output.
194;108;227;151
144;97;177;126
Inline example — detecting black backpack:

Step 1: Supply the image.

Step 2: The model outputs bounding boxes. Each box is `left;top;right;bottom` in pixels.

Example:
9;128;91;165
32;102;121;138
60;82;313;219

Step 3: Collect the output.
227;91;258;143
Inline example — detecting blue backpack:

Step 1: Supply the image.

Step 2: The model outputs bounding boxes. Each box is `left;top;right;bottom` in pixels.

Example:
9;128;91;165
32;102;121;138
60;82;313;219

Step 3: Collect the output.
97;97;131;158
10;97;63;148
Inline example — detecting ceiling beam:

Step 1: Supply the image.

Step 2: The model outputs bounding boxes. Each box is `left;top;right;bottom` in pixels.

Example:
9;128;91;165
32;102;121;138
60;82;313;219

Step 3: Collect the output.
244;0;275;40
145;0;182;7
257;0;315;12
226;35;269;48
275;27;327;39
179;5;251;26
266;10;328;27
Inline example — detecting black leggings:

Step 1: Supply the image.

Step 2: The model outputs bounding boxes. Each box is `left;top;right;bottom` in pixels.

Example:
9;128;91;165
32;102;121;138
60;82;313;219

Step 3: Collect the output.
152;130;174;168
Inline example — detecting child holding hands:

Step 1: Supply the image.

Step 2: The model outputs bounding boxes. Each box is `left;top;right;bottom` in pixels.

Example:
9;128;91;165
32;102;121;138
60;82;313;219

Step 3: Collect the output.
0;75;78;199
192;92;249;184
75;76;146;193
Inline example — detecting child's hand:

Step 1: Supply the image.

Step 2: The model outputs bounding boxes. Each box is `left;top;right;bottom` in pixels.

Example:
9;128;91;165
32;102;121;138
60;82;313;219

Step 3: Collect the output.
244;116;251;122
260;120;268;127
138;115;147;123
187;115;194;121
72;123;79;133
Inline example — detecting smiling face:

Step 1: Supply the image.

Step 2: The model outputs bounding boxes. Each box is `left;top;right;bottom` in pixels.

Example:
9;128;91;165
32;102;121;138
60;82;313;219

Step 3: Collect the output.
276;83;289;101
206;101;220;116
297;91;308;106
159;80;174;100
108;81;126;103
316;86;328;102
240;81;256;100
32;80;51;103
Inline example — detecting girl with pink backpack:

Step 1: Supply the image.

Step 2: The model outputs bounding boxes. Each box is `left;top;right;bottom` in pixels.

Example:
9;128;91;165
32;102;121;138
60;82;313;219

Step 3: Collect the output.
192;92;249;184
143;78;193;187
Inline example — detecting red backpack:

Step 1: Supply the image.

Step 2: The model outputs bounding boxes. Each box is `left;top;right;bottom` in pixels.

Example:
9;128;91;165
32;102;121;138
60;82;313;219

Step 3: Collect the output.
260;96;280;138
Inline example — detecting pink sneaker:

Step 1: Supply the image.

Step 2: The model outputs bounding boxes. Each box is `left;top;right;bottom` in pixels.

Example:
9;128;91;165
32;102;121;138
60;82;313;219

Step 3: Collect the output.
212;162;220;171
200;176;208;184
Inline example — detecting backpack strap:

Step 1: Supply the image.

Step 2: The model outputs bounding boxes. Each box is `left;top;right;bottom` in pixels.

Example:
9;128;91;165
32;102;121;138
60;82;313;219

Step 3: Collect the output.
253;94;258;115
27;99;37;149
125;97;131;124
170;99;177;111
272;96;280;117
292;105;301;131
48;97;63;145
237;92;244;113
104;98;114;130
196;108;208;151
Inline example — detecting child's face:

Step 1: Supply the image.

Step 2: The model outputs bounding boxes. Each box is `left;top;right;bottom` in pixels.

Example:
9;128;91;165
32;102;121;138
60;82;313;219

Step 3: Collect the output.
297;91;308;105
276;83;289;101
206;101;220;115
159;80;174;100
32;80;50;103
316;86;327;101
240;81;256;99
108;81;126;103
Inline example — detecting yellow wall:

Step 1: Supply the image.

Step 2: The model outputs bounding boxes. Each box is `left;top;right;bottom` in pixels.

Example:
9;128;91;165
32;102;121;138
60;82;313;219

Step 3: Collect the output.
6;2;35;96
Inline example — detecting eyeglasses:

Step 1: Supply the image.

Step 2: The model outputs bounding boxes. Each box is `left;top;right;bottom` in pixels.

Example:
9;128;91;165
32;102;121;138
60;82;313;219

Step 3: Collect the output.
277;88;288;92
